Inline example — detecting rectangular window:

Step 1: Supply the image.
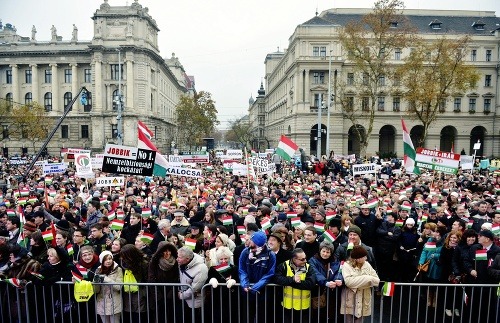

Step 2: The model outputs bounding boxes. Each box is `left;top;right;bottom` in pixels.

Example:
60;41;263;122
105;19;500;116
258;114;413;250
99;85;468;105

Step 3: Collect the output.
64;69;72;83
377;97;385;111
61;125;69;139
347;73;354;85
485;75;492;87
362;97;369;111
469;98;476;111
314;94;321;108
110;64;123;80
84;69;91;83
313;72;319;84
484;98;491;112
6;70;12;84
471;50;477;61
345;96;354;110
313;72;325;84
362;73;369;85
21;126;28;139
45;69;52;83
486;50;492;62
112;124;118;138
394;48;401;60
81;125;89;139
454;98;461;111
25;69;32;84
320;46;326;57
2;125;8;139
379;75;385;86
393;74;401;86
439;99;446;112
312;47;319;57
392;97;400;111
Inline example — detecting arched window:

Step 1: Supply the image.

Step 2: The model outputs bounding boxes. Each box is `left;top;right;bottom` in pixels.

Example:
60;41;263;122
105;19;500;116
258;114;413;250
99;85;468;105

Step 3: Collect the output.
63;92;72;108
5;93;13;108
44;92;52;111
25;92;33;105
112;89;119;111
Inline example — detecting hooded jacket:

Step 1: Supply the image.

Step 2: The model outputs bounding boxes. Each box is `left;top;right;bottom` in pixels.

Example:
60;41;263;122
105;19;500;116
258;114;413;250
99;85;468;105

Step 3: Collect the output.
179;253;208;308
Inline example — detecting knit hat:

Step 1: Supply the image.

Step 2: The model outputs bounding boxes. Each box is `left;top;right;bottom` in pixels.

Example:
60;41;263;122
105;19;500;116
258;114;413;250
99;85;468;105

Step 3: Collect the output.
251;231;267;247
23;221;37;232
59;201;69;210
217;233;229;247
350;246;368;259
99;250;113;264
405;218;415;226
347;225;362;237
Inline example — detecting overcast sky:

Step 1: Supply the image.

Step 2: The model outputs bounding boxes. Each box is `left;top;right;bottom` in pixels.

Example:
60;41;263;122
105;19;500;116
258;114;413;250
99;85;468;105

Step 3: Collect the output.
1;0;499;129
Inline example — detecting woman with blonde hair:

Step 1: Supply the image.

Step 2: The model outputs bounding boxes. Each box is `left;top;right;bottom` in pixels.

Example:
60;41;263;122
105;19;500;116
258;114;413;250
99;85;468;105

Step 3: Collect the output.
341;214;353;235
340;246;380;323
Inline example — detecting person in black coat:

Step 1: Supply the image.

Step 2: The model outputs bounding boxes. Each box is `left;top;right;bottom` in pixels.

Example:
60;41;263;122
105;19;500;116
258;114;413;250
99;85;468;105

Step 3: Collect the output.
375;213;401;282
120;213;142;245
354;205;382;248
397;218;419;282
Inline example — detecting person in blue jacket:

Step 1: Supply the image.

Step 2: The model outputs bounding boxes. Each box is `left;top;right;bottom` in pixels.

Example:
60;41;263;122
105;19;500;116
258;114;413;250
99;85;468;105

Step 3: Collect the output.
238;231;276;323
308;241;343;321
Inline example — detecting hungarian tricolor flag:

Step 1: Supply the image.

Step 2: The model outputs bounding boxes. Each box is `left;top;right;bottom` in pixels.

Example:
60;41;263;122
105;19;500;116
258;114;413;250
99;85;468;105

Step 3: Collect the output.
366;199;378;209
323;230;336;243
314;222;325;232
110;219;125;231
237;226;246;235
275;135;298;161
401;118;420;174
141;208;152;218
222;216;233;226
3;278;23;288
137;120;170;176
291;217;301;227
214;263;231;273
42;230;54;242
286;211;298;219
476;249;487;261
75;264;88;278
140;233;154;244
424;242;437;250
185;238;197;250
66;244;74;256
382;282;395;296
260;218;272;231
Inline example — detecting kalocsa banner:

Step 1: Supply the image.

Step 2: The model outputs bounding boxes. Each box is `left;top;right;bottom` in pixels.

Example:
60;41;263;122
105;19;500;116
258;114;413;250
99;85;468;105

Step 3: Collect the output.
102;144;156;176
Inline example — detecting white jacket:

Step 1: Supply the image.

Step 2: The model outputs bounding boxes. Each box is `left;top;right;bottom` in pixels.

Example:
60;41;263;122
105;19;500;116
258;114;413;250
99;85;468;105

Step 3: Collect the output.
179;253;208;308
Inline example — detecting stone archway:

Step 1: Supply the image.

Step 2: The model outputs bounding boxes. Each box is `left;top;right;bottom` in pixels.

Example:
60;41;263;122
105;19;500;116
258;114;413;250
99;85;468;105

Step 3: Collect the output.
310;124;326;157
440;126;457;152
348;125;365;157
379;125;396;156
470;126;487;157
410;125;424;148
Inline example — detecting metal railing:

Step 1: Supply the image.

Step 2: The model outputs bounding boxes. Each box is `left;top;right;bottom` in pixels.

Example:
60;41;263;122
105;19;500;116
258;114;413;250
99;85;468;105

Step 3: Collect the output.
0;281;498;323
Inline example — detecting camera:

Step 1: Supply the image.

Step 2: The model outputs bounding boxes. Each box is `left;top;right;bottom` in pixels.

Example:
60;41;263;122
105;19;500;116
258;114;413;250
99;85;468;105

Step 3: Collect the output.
93;275;105;283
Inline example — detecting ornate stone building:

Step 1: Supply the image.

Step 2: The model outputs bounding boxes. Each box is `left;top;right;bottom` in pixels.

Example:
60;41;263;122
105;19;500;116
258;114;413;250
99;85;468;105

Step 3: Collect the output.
0;0;193;156
251;8;500;158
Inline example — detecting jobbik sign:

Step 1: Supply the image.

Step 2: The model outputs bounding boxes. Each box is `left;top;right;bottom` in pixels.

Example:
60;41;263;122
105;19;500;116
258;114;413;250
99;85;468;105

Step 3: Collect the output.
415;148;460;175
102;144;156;176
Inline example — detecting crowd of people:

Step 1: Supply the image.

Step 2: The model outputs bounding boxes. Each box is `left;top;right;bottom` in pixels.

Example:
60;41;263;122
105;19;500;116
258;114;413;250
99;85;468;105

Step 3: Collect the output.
0;153;500;323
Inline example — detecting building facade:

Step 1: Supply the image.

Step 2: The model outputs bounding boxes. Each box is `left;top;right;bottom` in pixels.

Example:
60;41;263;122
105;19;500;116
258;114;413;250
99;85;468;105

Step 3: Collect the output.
251;8;500;158
0;0;193;157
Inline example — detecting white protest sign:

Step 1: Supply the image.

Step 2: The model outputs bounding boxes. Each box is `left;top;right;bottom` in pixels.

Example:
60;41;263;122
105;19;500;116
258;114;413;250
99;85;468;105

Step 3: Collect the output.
352;163;377;176
43;162;67;174
460;155;474;170
232;163;248;176
95;176;125;187
165;166;203;178
75;153;93;177
91;154;104;169
167;155;184;167
225;149;243;159
248;157;269;174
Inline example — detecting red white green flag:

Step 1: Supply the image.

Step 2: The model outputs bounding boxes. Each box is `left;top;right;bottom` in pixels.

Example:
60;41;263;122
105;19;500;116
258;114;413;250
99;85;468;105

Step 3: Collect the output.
401;118;420;174
382;282;395;296
110;219;125;231
185;238;197;250
42;230;54;241
476;249;487;261
314;222;325;232
237;226;246;235
141;208;152;218
66;244;74;256
424;242;437;250
6;209;15;217
286;211;298;219
291;217;301;227
214;263;231;273
275;135;298;162
260;217;272;231
140;233;154;244
366;199;378;209
323;230;336;243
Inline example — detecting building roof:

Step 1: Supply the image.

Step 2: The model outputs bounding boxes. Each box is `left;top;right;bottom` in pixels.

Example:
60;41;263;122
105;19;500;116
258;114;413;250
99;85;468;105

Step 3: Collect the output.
308;8;500;35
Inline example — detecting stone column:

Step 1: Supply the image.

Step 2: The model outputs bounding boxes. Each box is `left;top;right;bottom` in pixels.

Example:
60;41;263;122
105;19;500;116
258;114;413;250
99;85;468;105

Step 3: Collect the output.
70;63;78;105
93;59;102;112
126;59;134;111
50;63;59;112
304;69;310;106
10;65;19;104
30;64;39;104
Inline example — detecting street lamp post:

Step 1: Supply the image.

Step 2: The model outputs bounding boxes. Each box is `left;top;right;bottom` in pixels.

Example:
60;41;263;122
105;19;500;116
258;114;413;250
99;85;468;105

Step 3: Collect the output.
317;94;323;157
326;52;332;154
116;48;123;145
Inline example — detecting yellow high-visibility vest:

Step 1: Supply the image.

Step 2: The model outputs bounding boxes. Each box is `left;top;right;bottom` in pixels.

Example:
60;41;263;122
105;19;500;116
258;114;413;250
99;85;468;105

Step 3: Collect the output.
282;262;311;310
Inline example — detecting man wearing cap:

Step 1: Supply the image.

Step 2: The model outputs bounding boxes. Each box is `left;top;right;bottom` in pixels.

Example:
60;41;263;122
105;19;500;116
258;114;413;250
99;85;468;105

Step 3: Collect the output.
268;232;293;265
170;209;190;237
274;248;316;322
238;231;276;323
335;225;377;270
464;229;500;320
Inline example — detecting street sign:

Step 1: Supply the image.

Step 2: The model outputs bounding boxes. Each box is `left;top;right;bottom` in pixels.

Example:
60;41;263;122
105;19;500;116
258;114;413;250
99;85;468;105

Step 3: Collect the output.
415;148;460;174
102;144;156;176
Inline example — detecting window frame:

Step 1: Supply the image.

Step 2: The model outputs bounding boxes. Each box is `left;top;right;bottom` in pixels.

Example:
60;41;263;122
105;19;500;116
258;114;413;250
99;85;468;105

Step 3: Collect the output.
25;92;33;105
44;92;52;112
64;69;72;83
61;125;69;139
44;69;52;83
25;69;32;84
6;70;12;84
81;125;89;139
84;68;92;83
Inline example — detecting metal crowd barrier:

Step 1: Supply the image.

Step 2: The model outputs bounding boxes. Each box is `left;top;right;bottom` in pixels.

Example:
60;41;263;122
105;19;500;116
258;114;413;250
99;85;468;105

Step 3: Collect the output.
0;281;498;323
